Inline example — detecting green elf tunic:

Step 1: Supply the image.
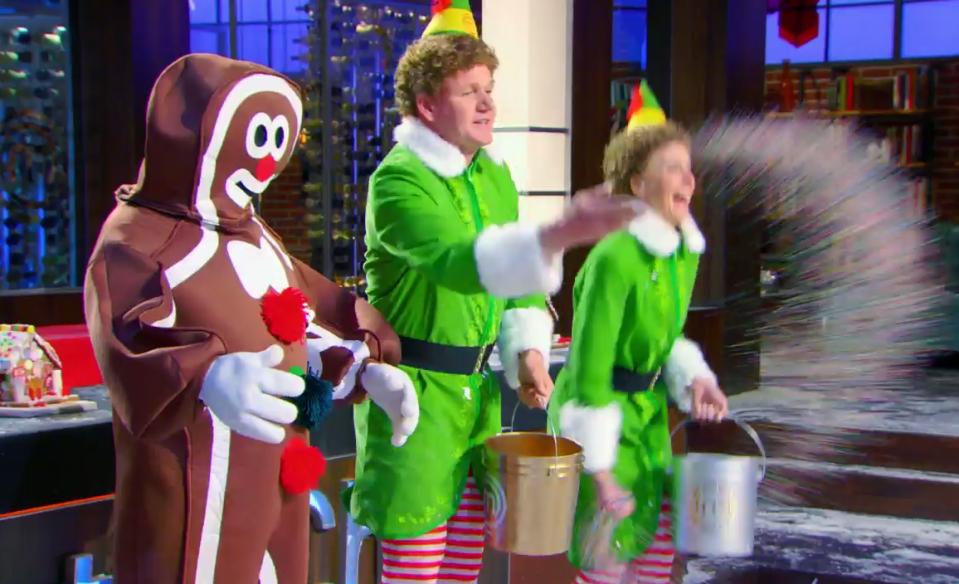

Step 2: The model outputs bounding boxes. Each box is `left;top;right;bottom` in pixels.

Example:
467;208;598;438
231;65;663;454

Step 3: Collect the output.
351;117;560;539
548;210;715;567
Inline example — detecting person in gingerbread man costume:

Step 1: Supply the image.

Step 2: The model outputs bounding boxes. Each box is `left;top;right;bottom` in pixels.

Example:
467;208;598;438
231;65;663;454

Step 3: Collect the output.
84;53;418;584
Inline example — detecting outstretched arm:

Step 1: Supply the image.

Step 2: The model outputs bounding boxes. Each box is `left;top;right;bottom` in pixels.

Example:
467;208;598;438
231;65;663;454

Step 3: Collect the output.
368;163;564;299
293;257;400;402
84;243;226;441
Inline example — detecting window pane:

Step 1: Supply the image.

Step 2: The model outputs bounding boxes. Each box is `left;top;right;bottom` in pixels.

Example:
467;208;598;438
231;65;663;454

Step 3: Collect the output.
902;0;959;58
271;0;311;22
190;0;220;24
190;26;228;56
827;4;894;61
236;0;268;23
612;8;647;65
765;9;826;64
614;0;647;7
0;14;77;289
236;24;270;67
270;22;309;75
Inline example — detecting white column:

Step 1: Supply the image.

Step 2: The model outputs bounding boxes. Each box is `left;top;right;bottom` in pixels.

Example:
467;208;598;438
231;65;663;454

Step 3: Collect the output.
483;0;572;225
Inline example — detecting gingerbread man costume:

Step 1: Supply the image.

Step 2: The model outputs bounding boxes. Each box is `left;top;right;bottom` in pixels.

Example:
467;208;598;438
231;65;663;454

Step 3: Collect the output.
84;54;418;584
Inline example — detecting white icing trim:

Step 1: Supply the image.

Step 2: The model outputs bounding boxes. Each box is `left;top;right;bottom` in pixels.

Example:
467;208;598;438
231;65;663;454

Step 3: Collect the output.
474;224;563;298
148;72;306;582
496;308;554;390
627;210;705;257
559;401;623;474
150;73;303;328
663;337;716;413
259;551;277;584
393;117;503;178
194;412;231;583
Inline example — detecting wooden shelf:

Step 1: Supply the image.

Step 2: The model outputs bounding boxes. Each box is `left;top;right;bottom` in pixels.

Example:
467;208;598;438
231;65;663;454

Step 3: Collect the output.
765;108;933;125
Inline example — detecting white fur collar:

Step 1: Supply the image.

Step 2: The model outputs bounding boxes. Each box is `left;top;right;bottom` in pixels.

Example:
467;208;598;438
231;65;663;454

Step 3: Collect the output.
627;209;705;257
393;117;504;178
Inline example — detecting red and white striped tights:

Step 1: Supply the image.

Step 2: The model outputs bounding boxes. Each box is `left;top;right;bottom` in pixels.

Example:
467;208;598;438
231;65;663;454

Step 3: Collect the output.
573;498;675;584
380;475;485;584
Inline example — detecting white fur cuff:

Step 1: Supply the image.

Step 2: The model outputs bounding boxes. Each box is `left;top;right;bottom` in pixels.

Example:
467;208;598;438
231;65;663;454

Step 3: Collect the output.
663;337;716;413
474;224;563;298
559;401;623;474
497;308;554;389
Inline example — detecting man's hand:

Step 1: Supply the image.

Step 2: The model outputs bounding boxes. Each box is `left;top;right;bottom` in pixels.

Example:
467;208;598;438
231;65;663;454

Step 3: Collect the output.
593;471;635;521
689;376;728;422
538;183;643;257
516;349;553;410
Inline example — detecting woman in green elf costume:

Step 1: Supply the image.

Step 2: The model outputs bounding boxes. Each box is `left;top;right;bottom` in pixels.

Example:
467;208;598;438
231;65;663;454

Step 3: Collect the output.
552;82;730;584
350;2;640;582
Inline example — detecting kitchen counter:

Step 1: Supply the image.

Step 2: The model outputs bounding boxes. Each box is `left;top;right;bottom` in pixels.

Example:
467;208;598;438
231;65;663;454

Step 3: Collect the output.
0;349;570;516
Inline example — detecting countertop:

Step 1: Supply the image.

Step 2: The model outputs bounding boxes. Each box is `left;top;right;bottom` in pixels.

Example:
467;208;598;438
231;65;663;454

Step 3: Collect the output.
0;348;570;440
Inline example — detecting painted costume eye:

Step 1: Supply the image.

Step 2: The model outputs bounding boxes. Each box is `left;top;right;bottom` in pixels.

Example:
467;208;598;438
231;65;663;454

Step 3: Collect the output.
255;125;269;147
246;112;273;159
270;115;290;159
246;113;291;161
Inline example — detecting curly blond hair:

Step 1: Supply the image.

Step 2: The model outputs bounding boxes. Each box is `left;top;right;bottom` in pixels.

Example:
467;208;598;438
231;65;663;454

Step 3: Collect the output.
602;121;691;195
394;34;499;118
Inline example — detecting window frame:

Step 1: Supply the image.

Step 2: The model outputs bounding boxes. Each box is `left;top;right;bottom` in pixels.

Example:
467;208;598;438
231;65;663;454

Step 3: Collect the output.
766;0;959;66
612;4;647;73
189;0;312;74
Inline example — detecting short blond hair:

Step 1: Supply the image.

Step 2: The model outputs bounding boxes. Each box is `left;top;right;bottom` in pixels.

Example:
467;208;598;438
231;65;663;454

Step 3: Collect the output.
394;34;499;118
602;121;691;195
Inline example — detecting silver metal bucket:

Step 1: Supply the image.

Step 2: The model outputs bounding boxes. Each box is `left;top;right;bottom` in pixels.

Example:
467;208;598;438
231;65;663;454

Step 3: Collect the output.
670;419;767;558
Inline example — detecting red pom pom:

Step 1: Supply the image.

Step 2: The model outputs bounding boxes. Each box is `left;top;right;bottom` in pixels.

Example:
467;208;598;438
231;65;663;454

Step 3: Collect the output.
431;0;452;15
261;287;310;344
279;437;327;495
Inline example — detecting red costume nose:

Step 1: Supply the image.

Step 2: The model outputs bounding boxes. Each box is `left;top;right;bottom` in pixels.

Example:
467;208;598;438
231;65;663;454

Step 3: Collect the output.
255;156;276;183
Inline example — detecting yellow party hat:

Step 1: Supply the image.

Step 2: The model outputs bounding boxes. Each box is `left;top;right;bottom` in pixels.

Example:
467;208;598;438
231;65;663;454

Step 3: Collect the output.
626;80;667;131
422;0;479;39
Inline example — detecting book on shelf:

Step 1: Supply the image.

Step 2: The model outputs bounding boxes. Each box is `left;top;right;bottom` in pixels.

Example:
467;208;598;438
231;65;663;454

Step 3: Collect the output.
824;66;934;112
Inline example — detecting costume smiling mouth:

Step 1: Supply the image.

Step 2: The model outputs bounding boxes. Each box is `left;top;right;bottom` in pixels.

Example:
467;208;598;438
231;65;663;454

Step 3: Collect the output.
236;180;257;199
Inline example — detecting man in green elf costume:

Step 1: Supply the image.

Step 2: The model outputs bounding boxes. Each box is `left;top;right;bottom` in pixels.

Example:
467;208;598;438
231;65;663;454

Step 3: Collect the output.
350;1;641;582
551;82;729;584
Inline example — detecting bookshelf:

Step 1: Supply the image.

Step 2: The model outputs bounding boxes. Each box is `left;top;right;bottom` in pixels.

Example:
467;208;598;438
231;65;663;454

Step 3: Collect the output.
760;64;941;303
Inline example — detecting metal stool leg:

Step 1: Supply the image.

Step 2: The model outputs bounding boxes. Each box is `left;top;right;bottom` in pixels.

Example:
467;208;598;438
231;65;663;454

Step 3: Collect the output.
309;489;337;533
65;554;112;584
339;479;375;584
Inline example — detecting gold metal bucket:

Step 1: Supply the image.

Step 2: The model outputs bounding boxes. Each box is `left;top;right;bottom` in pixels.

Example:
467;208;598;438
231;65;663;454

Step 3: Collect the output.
483;409;585;556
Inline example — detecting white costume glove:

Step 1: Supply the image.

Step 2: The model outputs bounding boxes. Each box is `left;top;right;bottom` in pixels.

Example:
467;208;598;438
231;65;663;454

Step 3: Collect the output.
360;362;419;447
199;344;305;444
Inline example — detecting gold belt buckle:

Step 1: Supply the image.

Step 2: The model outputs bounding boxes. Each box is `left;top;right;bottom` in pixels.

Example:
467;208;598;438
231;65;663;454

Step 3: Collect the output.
473;345;489;375
647;368;662;392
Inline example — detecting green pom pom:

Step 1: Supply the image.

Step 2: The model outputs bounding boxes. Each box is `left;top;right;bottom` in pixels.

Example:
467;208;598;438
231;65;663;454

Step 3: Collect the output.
286;365;333;430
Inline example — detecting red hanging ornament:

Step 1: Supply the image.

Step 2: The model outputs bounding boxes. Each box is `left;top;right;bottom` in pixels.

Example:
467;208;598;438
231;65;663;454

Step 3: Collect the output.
261;287;310;344
431;0;452;15
778;0;820;49
279;437;327;495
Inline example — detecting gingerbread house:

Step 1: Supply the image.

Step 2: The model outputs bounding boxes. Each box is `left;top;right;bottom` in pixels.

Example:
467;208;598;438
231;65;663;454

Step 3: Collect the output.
0;323;67;407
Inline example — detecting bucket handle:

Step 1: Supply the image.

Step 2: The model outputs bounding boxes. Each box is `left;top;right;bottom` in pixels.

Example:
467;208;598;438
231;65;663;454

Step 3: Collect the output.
669;418;767;482
510;401;561;461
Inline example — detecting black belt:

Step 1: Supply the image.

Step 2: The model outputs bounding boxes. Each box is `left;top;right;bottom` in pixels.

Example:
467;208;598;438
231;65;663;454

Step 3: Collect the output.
399;336;494;376
611;366;662;395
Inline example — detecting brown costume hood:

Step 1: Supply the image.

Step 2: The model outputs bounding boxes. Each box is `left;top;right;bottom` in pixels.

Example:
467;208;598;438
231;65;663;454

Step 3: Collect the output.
120;53;303;231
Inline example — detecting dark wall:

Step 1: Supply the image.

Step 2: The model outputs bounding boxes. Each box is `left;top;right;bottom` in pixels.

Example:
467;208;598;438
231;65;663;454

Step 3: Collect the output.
4;0;192;326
